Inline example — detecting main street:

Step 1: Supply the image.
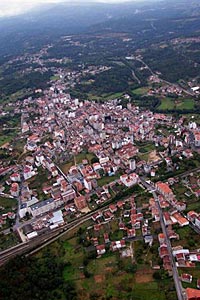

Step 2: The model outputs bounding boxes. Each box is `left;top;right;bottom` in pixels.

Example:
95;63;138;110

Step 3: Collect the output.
140;178;185;300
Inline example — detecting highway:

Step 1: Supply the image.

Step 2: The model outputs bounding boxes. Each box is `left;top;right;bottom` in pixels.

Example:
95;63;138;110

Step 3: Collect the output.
140;178;185;300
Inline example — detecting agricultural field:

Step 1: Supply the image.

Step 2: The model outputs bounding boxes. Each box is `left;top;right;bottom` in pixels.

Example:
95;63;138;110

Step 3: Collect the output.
132;87;150;95
158;98;195;111
58;235;175;300
158;98;175;110
103;92;124;100
176;99;195;110
88;92;124;101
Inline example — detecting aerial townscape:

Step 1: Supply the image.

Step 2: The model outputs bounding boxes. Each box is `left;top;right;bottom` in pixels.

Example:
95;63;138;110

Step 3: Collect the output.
1;0;200;300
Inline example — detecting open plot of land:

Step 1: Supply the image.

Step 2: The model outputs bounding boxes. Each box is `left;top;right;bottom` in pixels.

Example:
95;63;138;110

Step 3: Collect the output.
158;98;195;111
138;152;149;161
61;161;73;174
50;75;60;81
88;92;124;101
87;254;118;275
88;94;101;101
97;174;119;187
135;269;154;283
94;274;105;283
132;86;150;95
103;92;124;100
61;152;97;173
139;143;156;153
186;201;200;213
158;97;175;110
0;131;19;147
172;226;200;249
0;197;17;210
63;239;85;281
148;150;161;163
0;232;19;251
132;282;166;300
176;99;195;110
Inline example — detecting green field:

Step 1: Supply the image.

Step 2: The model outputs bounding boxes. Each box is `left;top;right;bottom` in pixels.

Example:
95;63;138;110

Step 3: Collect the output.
103;92;124;100
158;98;195;110
186;201;200;213
88;92;123;101
158;97;175;110
0;135;13;147
0;89;29;105
176;99;195;110
97;174;119;187
0;232;19;251
62;236;168;300
132;86;149;95
0;130;20;147
132;282;166;300
139;143;156;153
50;75;60;81
0;197;17;210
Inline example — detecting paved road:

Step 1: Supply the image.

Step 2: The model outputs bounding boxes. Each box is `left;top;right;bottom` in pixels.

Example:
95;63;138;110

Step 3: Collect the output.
140;178;184;300
155;192;184;300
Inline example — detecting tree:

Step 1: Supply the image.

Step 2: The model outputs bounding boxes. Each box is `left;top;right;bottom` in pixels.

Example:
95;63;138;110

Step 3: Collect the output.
91;157;99;164
153;271;162;280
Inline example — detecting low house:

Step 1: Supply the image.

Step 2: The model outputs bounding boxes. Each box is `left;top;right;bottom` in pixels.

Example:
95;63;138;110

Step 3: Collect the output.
187;211;198;222
159;244;168;258
110;240;126;252
163;212;172;226
171;212;189;227
127;228;136;238
104;233;110;244
195;217;200;229
96;244;106;256
109;204;117;213
10;173;21;182
120;172;139;187
176;253;186;266
158;233;165;244
10;182;19;197
119;222;126;230
103;210;113;221
186;288;200;300
182;273;192;283
163;255;171;271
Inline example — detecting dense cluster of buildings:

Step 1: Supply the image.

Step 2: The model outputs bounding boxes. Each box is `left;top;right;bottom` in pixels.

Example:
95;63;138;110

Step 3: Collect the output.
1;73;200;298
